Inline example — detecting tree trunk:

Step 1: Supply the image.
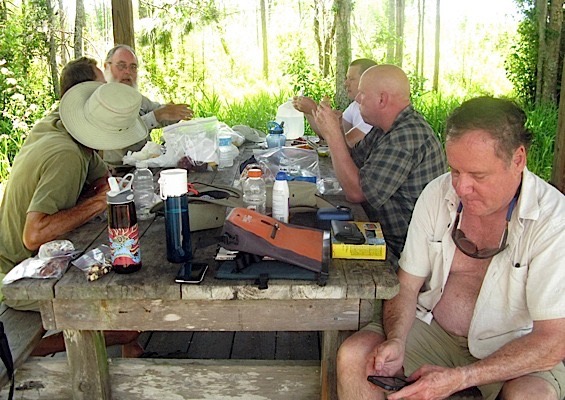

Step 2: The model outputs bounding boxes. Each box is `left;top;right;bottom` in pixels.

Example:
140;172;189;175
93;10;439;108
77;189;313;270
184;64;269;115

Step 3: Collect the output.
395;0;405;67
334;0;351;110
74;0;84;58
419;0;425;87
416;0;422;78
323;8;337;77
58;0;67;65
111;0;135;49
0;0;7;22
314;2;323;71
387;0;395;63
260;0;268;80
46;0;60;99
535;0;548;104
553;54;565;193
541;0;563;104
432;0;440;91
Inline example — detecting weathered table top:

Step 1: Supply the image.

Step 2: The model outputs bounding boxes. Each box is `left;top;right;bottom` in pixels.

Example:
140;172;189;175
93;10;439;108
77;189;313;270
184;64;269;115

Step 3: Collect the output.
2;142;400;400
3;143;398;310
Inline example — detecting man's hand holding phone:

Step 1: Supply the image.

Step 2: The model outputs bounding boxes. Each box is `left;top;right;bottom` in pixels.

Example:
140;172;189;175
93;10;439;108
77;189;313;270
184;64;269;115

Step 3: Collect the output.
367;375;411;391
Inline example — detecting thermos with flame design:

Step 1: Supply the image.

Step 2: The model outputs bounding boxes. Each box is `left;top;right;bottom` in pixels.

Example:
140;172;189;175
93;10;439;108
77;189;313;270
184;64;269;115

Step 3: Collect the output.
107;174;142;273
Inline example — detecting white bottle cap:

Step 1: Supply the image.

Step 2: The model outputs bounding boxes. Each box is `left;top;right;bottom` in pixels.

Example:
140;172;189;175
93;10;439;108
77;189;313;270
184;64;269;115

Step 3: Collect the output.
158;169;188;199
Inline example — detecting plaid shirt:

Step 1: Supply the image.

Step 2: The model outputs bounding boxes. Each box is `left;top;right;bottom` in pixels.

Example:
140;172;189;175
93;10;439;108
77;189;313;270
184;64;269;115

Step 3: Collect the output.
351;105;447;257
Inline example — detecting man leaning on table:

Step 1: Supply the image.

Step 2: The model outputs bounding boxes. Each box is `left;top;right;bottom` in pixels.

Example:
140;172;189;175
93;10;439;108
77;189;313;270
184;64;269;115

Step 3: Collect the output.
102;44;193;164
0;57;147;357
337;97;565;400
314;64;447;263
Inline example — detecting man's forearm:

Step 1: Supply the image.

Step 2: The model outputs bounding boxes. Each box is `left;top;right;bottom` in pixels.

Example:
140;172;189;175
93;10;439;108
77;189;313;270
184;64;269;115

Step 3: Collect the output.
23;194;107;251
458;319;565;389
326;135;365;203
383;284;419;343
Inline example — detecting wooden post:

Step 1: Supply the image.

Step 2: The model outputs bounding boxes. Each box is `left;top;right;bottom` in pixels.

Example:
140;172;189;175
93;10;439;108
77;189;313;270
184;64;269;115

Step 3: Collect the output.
552;60;565;193
111;0;135;50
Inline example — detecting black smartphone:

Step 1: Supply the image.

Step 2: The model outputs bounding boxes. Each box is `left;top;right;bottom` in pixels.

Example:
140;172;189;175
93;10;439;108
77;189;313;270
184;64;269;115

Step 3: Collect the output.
175;262;208;284
367;375;410;391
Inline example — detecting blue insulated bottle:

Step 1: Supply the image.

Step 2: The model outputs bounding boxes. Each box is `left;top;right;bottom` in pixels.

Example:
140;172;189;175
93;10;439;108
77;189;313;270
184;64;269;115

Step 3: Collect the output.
158;169;193;264
164;193;192;263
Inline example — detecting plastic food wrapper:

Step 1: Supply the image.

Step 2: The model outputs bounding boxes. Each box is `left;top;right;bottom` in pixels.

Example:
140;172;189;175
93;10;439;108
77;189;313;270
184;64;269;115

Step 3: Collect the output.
2;240;79;285
122;141;163;166
72;245;112;282
252;147;320;184
317;177;343;195
136;117;220;168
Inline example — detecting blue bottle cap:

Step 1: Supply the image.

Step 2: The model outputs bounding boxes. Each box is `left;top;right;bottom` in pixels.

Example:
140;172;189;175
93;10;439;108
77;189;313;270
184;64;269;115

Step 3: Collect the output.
275;171;288;180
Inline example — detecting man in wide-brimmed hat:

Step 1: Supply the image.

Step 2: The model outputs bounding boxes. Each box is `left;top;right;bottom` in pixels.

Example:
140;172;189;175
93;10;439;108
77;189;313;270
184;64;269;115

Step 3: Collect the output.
0;58;147;357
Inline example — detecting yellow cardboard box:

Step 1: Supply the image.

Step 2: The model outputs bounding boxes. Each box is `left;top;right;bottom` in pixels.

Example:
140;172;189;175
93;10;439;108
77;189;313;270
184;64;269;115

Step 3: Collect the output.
331;221;386;260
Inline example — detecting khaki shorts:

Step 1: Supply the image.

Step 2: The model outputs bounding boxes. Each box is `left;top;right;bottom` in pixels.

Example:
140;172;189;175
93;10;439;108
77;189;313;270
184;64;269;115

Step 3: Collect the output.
362;318;565;400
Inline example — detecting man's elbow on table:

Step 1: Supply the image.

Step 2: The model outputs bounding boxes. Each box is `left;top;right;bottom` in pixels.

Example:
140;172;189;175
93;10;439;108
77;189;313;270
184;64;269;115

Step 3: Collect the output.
23;212;52;251
344;189;367;204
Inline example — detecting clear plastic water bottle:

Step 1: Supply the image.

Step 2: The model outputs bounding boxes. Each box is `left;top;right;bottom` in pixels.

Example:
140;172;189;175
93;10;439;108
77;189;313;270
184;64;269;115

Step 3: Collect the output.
133;160;155;220
272;171;289;223
218;134;234;169
243;168;266;214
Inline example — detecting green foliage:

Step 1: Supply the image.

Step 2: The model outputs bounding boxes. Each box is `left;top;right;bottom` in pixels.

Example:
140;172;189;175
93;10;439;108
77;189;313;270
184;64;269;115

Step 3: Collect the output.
0;3;56;182
505;0;537;104
523;102;558;181
283;48;334;103
412;92;462;143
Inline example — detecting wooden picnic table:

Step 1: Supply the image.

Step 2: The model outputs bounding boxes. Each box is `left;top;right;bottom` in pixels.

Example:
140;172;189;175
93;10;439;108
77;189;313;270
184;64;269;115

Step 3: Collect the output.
2;143;399;400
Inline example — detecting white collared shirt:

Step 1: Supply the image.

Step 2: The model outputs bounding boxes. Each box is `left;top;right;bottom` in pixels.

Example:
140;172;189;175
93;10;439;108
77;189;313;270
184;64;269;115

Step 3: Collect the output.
399;168;565;358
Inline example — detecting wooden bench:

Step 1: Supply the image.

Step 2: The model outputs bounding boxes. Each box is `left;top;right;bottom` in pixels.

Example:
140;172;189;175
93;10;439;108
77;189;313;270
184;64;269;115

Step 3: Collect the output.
0;356;485;399
1;358;321;399
0;304;44;388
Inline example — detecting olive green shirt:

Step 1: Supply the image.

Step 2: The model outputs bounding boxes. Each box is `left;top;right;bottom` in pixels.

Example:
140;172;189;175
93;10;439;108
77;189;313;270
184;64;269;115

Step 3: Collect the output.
0;110;108;298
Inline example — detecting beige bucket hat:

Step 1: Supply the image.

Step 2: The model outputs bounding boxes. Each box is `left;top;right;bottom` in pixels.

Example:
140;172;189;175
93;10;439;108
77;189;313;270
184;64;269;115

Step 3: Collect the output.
60;81;148;151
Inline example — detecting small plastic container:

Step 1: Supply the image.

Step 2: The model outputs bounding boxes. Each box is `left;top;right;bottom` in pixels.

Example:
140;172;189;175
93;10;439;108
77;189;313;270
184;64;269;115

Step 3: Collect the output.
266;121;286;148
272;171;290;223
218;134;234;169
242;168;266;214
133;161;155;220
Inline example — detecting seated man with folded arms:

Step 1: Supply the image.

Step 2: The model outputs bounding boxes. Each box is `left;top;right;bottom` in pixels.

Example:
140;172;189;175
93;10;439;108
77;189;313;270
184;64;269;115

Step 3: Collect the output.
314;65;446;263
0;57;148;357
337;97;565;400
102;44;193;165
293;58;376;147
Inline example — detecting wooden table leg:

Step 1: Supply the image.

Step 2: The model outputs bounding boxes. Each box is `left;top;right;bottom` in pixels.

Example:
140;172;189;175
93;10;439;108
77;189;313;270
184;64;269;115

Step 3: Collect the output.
321;330;356;400
63;330;111;400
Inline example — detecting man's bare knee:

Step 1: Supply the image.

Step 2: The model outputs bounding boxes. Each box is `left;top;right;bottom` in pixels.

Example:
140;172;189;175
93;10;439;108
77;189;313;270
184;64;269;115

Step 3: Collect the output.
500;375;558;400
337;330;386;400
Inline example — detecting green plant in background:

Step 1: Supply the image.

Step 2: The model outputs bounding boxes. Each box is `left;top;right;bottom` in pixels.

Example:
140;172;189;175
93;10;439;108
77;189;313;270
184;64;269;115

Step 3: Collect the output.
505;0;537;105
524;102;558;181
412;92;462;143
0;3;55;182
283;48;334;102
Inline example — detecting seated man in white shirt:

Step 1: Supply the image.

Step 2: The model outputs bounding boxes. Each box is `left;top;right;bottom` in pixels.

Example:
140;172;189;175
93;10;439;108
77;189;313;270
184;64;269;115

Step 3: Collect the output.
102;44;194;164
336;97;565;400
293;58;376;147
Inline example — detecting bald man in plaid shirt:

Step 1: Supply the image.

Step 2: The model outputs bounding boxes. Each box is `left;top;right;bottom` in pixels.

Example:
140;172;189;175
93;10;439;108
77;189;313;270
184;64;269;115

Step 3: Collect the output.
314;65;446;263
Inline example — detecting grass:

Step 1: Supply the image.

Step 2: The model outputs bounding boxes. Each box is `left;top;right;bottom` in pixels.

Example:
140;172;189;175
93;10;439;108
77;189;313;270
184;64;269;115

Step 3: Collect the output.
0;91;559;185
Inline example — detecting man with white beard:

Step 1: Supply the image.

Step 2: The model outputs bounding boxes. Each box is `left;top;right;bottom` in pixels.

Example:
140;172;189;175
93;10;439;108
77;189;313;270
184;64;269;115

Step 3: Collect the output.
102;44;193;164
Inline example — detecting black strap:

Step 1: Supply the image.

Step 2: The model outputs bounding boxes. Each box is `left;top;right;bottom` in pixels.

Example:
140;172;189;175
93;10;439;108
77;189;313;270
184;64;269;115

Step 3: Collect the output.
0;321;15;400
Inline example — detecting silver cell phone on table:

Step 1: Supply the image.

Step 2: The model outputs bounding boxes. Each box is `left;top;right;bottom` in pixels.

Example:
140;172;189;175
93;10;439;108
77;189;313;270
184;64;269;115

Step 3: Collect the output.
175;262;208;284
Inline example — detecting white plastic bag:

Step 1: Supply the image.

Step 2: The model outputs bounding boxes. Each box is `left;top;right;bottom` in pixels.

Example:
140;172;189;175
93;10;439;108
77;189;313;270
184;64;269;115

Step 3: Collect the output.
2;240;79;284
